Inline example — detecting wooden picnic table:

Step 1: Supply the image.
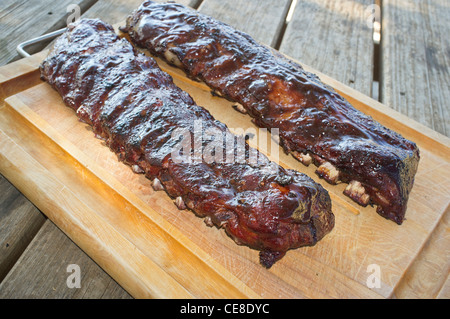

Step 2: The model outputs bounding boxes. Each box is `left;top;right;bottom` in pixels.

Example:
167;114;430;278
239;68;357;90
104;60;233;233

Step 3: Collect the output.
0;0;448;299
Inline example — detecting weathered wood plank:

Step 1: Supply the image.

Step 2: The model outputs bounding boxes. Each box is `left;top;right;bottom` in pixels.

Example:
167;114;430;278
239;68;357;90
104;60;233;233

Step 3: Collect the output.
0;174;46;282
381;0;450;137
0;220;132;299
80;0;202;25
198;0;292;47
279;0;375;96
0;0;99;66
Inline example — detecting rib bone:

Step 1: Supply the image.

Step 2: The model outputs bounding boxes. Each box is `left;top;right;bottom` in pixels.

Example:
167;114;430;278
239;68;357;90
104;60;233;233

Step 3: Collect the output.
152;178;164;191
316;162;340;184
232;103;247;114
344;180;370;206
293;151;312;166
164;47;182;67
175;196;187;210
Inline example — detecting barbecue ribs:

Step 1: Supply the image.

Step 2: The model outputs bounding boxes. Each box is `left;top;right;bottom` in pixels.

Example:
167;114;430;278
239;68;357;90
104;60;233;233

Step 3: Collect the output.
40;19;335;268
121;1;420;224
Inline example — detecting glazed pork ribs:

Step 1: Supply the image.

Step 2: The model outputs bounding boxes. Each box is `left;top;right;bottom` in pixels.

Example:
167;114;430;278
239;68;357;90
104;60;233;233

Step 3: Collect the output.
40;19;334;268
121;1;420;225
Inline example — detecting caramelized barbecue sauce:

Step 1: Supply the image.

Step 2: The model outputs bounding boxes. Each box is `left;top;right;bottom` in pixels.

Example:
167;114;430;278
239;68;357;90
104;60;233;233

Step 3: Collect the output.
123;1;420;224
40;19;335;267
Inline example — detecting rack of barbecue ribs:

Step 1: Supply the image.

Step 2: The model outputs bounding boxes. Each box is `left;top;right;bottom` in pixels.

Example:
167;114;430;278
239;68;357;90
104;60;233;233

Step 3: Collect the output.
40;19;335;268
121;1;420;225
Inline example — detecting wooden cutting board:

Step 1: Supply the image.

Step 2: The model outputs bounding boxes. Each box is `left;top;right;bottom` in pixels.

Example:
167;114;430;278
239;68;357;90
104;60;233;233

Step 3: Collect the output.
0;30;449;298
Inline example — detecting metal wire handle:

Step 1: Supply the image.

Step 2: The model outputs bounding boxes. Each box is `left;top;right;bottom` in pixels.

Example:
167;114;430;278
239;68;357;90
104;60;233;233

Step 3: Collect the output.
16;28;67;57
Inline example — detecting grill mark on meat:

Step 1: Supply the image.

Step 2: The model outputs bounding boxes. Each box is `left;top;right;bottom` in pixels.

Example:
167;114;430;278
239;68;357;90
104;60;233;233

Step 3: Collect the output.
40;19;335;268
121;1;420;224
